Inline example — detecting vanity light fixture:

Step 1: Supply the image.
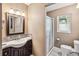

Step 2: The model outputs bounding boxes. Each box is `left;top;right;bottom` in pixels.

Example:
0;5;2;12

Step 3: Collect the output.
8;8;25;16
24;3;31;6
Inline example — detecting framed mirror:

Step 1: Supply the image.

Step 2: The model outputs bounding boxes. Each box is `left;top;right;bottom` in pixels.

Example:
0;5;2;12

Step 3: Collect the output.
6;13;25;35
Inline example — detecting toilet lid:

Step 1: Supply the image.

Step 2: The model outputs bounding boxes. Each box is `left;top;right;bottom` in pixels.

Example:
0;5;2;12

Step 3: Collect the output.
61;45;72;50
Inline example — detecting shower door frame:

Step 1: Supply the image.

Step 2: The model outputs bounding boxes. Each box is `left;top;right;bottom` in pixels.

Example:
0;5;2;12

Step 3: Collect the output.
45;17;55;56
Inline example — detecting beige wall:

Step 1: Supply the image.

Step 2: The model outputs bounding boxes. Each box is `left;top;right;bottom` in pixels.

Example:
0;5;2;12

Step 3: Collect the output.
2;3;28;39
0;3;2;56
28;4;45;56
47;4;79;47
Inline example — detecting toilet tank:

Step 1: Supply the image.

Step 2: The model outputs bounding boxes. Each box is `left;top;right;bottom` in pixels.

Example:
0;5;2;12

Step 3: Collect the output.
74;40;79;53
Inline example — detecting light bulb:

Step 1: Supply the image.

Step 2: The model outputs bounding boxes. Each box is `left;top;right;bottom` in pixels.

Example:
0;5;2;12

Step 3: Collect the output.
22;12;25;16
9;8;14;14
16;11;21;15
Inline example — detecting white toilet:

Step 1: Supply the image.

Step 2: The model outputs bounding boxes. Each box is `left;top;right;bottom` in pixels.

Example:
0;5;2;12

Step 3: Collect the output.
74;40;79;53
61;44;73;56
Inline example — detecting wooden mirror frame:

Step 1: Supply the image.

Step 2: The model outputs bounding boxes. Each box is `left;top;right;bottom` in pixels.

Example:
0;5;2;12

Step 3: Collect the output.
6;13;25;35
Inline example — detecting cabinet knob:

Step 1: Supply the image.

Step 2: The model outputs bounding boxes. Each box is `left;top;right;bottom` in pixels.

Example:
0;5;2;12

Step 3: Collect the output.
4;52;8;55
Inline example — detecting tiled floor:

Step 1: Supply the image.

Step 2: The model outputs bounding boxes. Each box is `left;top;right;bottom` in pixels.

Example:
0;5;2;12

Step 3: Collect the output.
48;47;79;56
48;47;62;56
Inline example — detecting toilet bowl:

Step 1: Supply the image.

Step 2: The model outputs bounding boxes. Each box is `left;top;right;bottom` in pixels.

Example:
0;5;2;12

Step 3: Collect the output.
74;40;79;53
61;44;73;56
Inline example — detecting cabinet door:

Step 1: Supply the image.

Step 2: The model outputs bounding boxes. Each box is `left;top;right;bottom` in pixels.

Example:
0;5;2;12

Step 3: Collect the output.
11;47;26;56
11;48;19;56
3;47;11;56
25;40;32;56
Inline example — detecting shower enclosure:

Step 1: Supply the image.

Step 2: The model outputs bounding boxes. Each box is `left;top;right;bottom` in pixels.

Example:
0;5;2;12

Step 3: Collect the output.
45;16;54;55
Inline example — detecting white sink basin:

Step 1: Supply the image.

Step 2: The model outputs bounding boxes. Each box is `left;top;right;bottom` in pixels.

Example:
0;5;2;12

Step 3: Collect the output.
2;37;32;49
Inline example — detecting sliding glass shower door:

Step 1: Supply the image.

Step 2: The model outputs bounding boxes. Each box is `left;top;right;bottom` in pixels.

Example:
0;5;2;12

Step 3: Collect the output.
45;16;54;55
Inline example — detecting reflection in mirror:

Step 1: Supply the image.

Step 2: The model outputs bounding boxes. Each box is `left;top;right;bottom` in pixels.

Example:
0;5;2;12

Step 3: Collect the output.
6;13;25;35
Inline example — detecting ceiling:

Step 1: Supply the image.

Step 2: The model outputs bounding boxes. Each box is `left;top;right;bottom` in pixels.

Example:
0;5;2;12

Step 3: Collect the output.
25;3;55;6
24;3;75;12
45;3;55;7
45;3;75;12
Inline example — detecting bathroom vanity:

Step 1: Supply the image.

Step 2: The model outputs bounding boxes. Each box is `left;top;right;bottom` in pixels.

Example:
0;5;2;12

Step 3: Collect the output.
2;12;32;56
2;36;32;56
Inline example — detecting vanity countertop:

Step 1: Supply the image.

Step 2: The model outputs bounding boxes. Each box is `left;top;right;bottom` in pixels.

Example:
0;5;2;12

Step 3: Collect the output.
2;37;32;49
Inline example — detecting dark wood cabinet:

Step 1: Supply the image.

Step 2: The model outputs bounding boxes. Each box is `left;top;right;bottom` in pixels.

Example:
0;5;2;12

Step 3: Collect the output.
3;47;11;56
3;40;32;56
